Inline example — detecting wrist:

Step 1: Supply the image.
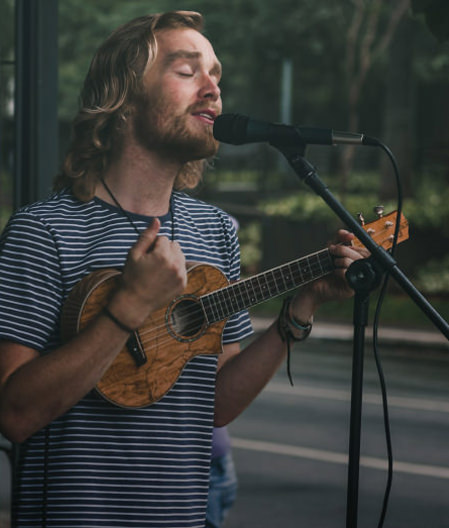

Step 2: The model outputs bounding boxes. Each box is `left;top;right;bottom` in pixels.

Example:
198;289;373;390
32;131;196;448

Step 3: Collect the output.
102;306;137;334
106;286;153;331
277;296;313;343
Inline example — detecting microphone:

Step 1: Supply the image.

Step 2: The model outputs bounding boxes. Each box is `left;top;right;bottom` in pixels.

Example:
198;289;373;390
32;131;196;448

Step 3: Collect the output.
213;113;378;147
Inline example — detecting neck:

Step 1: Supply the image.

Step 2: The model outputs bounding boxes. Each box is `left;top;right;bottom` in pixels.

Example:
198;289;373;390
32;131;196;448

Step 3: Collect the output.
95;144;182;217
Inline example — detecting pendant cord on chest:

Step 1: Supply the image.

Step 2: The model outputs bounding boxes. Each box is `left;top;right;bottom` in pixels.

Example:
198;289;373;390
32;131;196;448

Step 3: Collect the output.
100;176;175;241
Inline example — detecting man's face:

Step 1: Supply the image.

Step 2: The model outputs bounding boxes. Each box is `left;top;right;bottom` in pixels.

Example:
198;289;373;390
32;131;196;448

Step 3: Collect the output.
133;28;222;162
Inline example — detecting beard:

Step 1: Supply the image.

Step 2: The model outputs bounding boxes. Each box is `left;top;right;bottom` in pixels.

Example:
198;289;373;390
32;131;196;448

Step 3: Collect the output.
133;91;219;163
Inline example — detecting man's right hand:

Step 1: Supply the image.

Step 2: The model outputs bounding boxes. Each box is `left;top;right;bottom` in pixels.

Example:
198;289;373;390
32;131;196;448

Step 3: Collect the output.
107;218;187;330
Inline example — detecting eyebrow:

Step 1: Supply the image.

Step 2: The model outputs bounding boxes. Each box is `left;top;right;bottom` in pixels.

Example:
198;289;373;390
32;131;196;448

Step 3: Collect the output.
164;50;222;77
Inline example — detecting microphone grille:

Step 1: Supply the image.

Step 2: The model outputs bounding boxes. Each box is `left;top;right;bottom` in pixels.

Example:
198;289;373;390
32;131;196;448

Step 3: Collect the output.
213;114;249;145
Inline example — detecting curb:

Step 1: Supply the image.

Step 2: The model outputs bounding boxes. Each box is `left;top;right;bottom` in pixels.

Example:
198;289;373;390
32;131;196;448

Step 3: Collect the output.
251;316;449;350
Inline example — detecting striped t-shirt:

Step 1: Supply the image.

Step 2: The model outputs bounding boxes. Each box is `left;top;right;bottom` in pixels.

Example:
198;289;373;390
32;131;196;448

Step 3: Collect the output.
0;189;253;528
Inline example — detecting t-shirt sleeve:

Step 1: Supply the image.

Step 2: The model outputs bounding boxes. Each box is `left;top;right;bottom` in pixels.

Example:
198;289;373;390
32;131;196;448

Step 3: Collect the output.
219;213;254;344
0;211;63;351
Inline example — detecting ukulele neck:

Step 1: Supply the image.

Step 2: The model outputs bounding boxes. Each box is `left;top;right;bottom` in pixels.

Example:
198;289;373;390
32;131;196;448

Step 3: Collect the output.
201;248;334;324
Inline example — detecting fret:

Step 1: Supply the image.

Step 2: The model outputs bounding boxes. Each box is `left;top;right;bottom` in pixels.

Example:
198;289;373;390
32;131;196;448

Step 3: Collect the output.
236;281;249;310
215;289;227;320
293;260;304;284
310;253;323;277
242;280;253;307
202;293;218;323
245;277;259;306
257;273;271;301
270;268;282;295
279;262;297;290
227;283;240;315
298;257;312;283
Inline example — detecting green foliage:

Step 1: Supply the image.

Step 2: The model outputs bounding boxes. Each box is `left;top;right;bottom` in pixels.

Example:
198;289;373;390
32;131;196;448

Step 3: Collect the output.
255;167;449;235
404;176;449;234
238;222;262;273
415;254;449;295
260;181;398;225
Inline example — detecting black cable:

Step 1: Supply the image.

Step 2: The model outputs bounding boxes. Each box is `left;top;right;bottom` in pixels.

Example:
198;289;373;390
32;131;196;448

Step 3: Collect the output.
369;140;403;528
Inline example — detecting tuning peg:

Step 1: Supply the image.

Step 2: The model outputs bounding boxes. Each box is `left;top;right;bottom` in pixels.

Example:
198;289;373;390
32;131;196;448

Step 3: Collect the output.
373;205;384;218
357;212;365;226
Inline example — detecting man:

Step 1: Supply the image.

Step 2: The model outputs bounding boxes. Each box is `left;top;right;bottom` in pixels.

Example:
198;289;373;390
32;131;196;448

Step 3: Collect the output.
0;11;363;527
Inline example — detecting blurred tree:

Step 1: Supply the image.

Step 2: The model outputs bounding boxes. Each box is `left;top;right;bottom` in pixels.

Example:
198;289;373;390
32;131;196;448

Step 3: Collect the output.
340;0;410;189
55;0;449;196
380;15;416;199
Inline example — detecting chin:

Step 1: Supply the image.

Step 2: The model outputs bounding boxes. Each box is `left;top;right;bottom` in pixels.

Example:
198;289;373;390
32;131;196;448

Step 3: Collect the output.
175;135;219;162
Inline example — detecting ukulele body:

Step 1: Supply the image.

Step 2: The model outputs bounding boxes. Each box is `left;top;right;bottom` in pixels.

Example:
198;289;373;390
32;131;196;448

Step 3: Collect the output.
61;263;228;408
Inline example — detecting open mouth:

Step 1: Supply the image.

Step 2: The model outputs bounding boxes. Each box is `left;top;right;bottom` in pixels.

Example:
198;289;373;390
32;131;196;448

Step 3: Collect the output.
192;110;217;125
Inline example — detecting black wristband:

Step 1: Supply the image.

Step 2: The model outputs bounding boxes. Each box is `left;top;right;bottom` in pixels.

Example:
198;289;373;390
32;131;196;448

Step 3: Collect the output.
102;307;136;333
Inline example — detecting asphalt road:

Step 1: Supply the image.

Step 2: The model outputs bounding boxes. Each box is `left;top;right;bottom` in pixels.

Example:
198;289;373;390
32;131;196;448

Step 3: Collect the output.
225;329;449;528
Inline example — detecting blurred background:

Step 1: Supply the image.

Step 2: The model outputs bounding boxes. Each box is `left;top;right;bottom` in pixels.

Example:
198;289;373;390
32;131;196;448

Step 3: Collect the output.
1;1;449;527
1;0;449;316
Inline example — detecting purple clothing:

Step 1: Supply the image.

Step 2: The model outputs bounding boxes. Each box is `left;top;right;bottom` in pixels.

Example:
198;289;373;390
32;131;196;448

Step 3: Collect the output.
211;427;232;459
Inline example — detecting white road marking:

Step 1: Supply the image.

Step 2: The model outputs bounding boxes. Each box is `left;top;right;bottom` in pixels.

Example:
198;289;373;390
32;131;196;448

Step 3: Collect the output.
232;437;449;480
265;381;449;413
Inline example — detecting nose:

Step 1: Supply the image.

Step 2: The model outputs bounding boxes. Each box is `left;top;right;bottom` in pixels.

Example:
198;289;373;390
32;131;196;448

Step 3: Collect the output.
199;73;221;101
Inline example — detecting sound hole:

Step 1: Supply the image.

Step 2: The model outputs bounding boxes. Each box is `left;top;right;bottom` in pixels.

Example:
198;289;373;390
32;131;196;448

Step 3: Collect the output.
167;296;207;342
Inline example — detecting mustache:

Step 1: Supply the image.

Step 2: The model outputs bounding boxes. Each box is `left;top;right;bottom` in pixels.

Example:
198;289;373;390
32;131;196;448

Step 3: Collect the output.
187;103;221;117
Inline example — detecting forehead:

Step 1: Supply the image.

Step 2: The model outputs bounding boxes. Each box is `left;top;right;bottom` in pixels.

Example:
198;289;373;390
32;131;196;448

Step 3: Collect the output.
152;28;221;71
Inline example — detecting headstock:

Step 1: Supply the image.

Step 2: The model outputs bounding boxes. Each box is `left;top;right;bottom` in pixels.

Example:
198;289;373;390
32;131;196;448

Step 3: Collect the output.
352;207;409;251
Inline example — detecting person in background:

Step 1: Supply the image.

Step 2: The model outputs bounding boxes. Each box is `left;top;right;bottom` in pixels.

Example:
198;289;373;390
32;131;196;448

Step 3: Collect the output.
206;426;238;527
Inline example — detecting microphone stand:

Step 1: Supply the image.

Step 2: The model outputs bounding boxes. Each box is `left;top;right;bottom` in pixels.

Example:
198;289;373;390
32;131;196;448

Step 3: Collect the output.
274;144;449;528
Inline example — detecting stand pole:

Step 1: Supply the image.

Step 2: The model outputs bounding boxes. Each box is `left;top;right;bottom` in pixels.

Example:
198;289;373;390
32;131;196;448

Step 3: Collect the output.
345;259;383;527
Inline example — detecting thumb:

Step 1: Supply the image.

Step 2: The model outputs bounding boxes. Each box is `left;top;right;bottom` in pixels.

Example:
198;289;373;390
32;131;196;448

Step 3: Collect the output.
133;218;161;254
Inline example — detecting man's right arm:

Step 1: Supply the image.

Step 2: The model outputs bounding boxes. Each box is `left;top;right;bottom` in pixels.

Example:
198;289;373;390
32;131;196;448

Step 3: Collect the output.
0;219;187;443
0;318;132;443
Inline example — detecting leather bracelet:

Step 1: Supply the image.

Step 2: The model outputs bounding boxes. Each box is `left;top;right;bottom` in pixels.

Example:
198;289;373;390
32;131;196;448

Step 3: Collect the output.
289;313;313;334
102;307;136;333
277;296;313;343
276;296;312;387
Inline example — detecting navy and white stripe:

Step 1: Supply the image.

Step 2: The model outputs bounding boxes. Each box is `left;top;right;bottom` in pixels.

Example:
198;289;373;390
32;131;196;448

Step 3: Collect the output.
0;189;253;528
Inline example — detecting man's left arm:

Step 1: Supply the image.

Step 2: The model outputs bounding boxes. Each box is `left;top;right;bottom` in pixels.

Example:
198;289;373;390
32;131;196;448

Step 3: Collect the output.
214;230;367;426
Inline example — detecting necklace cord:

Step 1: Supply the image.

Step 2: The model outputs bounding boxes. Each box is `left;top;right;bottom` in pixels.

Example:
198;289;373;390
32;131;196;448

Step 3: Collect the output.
99;177;175;241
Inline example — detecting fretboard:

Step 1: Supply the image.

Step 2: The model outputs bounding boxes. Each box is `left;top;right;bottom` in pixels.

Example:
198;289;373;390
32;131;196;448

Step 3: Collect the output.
201;248;334;324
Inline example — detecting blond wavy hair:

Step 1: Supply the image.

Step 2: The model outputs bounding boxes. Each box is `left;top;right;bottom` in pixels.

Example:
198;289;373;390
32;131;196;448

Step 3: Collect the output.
54;11;207;201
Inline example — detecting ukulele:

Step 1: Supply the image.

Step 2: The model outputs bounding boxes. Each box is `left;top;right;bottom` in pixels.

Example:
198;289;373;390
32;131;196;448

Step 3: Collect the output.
61;210;409;408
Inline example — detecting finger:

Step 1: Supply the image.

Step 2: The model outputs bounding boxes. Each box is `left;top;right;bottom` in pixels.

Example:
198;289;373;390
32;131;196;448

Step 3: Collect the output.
329;243;362;261
333;256;356;270
335;229;355;245
133;218;161;255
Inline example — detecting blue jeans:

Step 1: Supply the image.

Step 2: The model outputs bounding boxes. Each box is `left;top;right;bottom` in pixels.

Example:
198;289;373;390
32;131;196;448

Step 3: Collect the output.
205;452;238;528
